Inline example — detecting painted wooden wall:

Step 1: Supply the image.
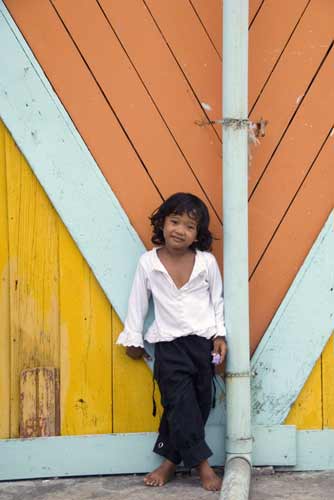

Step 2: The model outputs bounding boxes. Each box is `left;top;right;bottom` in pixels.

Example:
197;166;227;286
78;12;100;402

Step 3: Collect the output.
0;120;161;439
4;0;334;351
1;0;334;435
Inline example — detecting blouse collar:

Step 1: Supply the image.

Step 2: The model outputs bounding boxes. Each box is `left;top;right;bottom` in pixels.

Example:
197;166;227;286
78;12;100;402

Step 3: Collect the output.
151;247;207;281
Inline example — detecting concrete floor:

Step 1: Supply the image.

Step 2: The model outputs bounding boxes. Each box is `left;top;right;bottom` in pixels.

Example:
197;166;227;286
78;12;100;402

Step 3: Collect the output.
0;469;334;500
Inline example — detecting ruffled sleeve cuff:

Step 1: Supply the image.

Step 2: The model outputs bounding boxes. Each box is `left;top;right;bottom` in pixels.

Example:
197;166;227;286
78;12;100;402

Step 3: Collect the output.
116;328;144;348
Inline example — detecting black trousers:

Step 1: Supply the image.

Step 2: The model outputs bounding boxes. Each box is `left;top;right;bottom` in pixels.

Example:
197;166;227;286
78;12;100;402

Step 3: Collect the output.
153;335;214;468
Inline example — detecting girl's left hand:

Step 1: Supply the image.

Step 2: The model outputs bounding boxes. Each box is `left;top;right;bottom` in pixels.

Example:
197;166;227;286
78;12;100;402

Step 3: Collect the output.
212;336;227;365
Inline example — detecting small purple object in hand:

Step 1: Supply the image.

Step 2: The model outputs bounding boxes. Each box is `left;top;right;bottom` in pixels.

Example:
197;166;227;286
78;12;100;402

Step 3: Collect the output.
212;353;222;365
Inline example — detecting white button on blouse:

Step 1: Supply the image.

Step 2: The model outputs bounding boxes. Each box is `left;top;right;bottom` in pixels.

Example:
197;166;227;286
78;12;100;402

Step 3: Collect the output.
116;248;227;348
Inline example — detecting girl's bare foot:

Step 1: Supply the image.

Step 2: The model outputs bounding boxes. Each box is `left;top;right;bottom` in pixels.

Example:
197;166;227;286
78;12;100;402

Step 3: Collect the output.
144;459;176;487
197;460;222;491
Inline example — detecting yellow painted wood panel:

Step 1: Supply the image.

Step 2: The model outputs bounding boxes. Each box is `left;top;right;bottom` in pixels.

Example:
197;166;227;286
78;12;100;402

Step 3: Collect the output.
5;131;60;438
322;334;334;429
1;120;113;437
0;122;10;438
285;356;322;430
112;310;162;433
59;222;112;435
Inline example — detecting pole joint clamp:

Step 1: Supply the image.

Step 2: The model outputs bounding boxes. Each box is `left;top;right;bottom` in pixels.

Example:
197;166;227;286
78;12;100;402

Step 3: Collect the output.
225;371;250;378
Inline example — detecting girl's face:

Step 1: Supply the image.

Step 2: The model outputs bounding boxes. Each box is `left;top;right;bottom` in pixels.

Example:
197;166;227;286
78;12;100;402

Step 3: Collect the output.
162;212;198;251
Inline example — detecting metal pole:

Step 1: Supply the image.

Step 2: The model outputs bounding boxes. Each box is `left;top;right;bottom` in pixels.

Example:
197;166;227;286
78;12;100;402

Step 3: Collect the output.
220;0;252;498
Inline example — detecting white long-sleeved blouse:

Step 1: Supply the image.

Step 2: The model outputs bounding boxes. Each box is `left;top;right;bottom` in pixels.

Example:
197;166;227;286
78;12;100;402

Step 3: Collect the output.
116;248;227;347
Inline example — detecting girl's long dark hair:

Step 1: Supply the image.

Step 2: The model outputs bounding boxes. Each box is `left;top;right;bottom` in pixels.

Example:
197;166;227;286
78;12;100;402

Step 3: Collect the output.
150;193;213;251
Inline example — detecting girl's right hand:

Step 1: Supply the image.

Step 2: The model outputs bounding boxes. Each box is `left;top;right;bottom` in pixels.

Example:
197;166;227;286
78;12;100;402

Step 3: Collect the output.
126;346;151;361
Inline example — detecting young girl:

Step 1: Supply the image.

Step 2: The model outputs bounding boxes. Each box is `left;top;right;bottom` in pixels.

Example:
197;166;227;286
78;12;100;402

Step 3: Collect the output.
117;193;227;491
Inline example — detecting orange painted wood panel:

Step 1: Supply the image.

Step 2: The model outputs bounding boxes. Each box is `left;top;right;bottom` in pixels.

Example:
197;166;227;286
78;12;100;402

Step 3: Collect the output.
249;0;309;109
145;0;288;125
97;0;222;245
4;0;161;248
192;0;311;112
190;0;269;60
249;0;334;194
250;132;334;351
249;45;334;275
145;0;222;125
249;0;265;22
51;0;222;241
51;0;217;209
190;0;222;56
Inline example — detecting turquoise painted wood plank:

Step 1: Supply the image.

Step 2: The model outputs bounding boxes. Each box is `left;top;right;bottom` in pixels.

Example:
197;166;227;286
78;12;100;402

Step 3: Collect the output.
0;2;145;323
0;425;297;480
0;426;224;480
277;430;334;471
252;425;296;466
251;211;334;425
